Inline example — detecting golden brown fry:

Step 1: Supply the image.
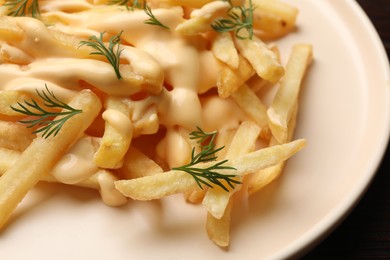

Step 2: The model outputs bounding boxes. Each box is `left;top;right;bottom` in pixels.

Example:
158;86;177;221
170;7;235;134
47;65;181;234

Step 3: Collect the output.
115;170;196;201
202;122;260;247
0;90;101;229
248;101;299;195
252;0;298;40
206;199;233;247
231;84;270;139
118;146;163;179
203;121;260;219
214;128;237;162
235;35;284;83
217;55;255;98
0;16;24;41
94;97;133;169
0;90;30;117
267;44;313;143
0;148;20;175
175;1;230;35
115;139;306;201
0;121;35;151
211;32;239;69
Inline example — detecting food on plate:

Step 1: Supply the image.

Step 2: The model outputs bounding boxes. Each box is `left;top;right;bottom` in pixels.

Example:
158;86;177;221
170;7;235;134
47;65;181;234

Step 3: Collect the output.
0;0;312;247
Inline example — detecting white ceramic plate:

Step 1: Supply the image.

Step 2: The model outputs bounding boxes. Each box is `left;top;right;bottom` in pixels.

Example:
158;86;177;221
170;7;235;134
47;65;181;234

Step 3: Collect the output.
1;1;389;259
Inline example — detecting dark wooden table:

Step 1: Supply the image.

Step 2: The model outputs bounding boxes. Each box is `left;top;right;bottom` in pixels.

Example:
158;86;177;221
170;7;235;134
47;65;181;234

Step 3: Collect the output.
302;0;390;259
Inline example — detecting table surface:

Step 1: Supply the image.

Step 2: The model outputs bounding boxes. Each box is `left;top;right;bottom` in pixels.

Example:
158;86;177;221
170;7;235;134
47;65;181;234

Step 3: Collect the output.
302;0;390;259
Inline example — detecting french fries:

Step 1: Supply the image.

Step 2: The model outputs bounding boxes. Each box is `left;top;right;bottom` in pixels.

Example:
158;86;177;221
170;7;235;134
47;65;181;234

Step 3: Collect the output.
94;97;133;169
217;55;255;98
0;147;127;207
0;0;312;249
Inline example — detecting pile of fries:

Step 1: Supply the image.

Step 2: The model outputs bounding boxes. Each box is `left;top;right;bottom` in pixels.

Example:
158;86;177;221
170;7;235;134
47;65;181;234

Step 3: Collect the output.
0;0;312;247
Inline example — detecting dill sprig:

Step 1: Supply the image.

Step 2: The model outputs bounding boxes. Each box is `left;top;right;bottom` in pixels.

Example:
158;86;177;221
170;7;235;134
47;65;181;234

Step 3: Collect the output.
4;0;40;17
189;126;218;156
173;127;240;192
211;0;254;40
143;3;169;29
79;31;123;80
10;85;82;139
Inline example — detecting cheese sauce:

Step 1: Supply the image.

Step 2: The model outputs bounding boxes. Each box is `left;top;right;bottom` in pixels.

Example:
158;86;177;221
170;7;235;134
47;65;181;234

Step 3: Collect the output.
0;2;247;205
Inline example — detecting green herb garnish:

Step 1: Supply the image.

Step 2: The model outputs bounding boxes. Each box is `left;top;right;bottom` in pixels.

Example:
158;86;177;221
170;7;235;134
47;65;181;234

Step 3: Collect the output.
79;31;124;80
173;127;240;192
211;0;254;40
3;0;40;17
143;3;170;29
10;85;82;139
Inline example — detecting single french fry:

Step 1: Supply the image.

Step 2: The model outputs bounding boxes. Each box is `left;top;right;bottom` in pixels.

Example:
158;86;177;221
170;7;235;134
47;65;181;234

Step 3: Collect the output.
118;146;163;179
231;84;270;139
184;189;207;204
94;97;133;169
0;89;101;229
132;105;159;136
252;0;298;40
217;54;255;98
175;1;230;35
267;44;313;143
215;128;237;160
248;101;299;195
0;41;33;64
115;139;306;200
211;32;239;69
0;148;20;175
0;121;35;151
247;148;284;195
231;139;305;173
47;28;95;58
235;35;284;83
0;90;30;117
225;121;261;159
116;170;196;200
202;121;260;219
0;16;24;42
206;199;233;247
